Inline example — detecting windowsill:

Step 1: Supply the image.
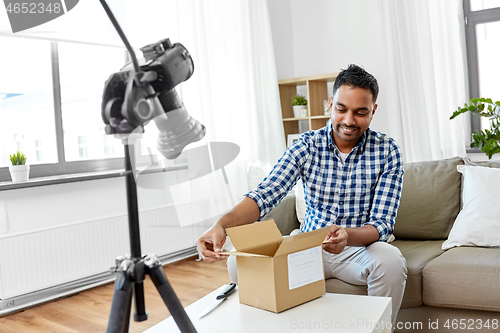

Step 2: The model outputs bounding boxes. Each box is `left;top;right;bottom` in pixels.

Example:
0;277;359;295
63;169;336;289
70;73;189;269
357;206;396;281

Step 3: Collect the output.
0;165;188;191
466;148;482;154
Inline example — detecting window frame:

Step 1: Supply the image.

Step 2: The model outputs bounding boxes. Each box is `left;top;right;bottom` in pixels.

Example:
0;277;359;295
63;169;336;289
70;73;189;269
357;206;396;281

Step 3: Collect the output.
0;39;130;182
463;1;500;151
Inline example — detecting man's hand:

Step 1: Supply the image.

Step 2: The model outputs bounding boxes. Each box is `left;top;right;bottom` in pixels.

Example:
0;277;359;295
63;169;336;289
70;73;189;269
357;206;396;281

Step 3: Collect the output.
196;224;229;262
322;224;348;254
196;197;261;262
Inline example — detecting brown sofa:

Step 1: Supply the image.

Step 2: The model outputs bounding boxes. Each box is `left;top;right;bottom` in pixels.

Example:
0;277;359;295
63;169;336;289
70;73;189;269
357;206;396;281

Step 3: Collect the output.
263;157;500;333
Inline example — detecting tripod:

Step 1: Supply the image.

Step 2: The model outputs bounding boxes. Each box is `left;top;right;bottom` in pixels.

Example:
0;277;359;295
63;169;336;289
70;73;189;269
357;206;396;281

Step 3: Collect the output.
98;1;201;330
106;142;197;333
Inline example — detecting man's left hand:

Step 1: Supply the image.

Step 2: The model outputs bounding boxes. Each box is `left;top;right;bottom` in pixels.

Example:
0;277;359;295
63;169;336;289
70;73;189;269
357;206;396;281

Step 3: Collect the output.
322;225;348;254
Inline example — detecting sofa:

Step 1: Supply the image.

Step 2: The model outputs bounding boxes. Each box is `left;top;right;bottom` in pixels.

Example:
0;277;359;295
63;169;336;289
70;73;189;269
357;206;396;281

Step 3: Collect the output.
262;156;500;333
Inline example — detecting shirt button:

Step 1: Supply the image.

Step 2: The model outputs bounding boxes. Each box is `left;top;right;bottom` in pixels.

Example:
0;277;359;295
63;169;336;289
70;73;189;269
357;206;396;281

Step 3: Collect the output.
340;202;344;205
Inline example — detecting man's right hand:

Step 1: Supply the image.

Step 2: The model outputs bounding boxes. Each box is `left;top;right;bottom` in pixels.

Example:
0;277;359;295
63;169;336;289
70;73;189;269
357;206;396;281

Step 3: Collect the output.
196;224;229;262
196;197;261;262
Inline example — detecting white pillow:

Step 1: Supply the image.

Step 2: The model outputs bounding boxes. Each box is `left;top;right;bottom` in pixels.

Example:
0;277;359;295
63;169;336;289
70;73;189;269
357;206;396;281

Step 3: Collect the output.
294;178;306;224
442;165;500;250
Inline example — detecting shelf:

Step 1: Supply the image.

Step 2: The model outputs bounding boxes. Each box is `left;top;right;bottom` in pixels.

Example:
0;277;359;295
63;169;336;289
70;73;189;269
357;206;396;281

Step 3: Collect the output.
278;73;339;85
282;117;309;121
278;73;338;142
283;115;330;122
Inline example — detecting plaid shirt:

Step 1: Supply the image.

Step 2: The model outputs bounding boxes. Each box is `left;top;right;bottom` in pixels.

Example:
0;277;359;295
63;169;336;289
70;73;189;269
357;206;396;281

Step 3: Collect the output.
244;119;404;242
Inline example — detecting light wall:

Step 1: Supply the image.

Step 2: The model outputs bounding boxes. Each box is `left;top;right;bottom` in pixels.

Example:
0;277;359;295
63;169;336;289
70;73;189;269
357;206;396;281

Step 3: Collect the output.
267;0;394;138
0;174;171;233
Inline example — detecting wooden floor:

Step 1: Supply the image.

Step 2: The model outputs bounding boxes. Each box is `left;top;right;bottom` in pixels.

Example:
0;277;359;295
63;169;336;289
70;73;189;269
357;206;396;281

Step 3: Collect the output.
0;256;231;332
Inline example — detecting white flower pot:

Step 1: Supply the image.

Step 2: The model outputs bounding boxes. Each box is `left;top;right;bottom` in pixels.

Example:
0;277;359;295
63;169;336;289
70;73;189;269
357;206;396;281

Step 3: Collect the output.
293;105;307;118
9;165;30;183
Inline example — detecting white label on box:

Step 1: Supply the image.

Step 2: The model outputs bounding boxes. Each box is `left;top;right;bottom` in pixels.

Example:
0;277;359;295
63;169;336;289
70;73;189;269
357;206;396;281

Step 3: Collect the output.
287;246;324;290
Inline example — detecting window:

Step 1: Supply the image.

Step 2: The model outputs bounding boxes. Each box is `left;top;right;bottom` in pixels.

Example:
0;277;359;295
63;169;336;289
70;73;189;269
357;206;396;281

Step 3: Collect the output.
470;0;500;11
0;37;130;182
0;35;191;182
463;1;500;142
103;134;115;157
0;37;58;168
77;136;88;159
35;140;43;162
58;42;125;162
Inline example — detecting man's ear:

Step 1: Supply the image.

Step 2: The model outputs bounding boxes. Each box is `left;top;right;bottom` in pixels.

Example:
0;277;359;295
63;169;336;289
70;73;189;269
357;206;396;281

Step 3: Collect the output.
329;96;334;109
372;104;378;116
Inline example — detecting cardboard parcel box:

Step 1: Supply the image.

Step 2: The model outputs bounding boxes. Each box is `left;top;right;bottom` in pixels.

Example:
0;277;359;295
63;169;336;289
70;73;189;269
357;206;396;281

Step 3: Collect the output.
222;219;330;313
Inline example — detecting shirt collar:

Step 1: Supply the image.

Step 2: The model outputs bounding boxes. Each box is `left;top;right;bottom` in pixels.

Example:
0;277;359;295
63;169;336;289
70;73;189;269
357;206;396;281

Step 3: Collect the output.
326;118;368;154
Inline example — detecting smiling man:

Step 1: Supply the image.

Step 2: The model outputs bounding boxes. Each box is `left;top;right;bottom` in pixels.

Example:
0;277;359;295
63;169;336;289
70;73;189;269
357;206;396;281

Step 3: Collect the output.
331;84;377;152
197;64;406;329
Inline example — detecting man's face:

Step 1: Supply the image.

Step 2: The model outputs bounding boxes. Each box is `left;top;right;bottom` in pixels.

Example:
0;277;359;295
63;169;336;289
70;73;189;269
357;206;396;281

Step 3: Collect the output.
329;85;377;152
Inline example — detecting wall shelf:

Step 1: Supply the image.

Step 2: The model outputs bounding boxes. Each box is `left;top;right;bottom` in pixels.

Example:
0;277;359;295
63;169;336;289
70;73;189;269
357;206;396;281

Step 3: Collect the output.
278;73;338;141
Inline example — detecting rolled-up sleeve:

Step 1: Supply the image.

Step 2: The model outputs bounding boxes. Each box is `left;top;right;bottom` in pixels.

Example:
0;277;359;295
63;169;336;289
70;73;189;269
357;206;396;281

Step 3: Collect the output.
364;141;404;242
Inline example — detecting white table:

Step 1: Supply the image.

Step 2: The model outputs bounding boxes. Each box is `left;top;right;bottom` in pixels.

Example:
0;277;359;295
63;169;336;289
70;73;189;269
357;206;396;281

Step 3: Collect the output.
144;286;392;333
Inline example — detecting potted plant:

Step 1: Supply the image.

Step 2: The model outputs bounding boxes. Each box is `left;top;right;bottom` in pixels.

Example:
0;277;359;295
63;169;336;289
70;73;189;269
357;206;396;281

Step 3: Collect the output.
9;151;30;183
450;97;500;159
292;95;308;118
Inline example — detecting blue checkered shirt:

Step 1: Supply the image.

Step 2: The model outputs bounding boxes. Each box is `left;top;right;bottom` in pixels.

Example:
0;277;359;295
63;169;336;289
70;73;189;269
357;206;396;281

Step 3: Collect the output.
244;119;404;242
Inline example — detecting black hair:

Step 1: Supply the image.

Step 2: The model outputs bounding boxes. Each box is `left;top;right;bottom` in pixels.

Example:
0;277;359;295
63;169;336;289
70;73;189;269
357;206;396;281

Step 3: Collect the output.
332;64;379;102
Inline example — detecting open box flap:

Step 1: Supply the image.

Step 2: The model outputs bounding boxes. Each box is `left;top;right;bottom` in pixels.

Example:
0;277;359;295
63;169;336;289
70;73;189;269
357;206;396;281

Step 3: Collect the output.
225;219;283;253
274;225;330;257
218;250;269;258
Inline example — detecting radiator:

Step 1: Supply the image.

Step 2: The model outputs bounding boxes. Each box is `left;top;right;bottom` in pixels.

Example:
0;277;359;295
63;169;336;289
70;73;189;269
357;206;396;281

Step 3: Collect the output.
0;205;207;300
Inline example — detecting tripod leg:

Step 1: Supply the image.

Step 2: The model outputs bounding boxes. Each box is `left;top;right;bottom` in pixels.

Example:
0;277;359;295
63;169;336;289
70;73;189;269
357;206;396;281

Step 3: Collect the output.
146;256;197;333
107;269;133;333
132;282;148;321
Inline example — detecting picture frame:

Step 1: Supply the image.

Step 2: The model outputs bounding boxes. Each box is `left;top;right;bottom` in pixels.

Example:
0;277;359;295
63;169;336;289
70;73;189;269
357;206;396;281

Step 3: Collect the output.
287;134;301;147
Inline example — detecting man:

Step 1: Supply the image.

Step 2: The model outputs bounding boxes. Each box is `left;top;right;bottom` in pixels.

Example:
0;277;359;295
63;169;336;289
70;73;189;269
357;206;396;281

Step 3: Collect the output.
196;64;407;328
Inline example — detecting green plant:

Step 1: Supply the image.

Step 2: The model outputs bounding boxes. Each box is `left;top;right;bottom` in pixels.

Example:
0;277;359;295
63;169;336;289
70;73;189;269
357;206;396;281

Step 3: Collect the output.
9;151;27;165
292;95;307;106
450;97;500;159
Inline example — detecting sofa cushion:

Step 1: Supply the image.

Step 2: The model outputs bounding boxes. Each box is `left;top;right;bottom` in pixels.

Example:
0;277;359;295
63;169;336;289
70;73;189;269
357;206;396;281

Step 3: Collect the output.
325;278;368;296
294;179;306;224
423;246;500;312
464;158;500;168
392;240;445;308
262;194;299;236
394;157;464;240
442;165;500;249
460;158;500;209
324;240;445;309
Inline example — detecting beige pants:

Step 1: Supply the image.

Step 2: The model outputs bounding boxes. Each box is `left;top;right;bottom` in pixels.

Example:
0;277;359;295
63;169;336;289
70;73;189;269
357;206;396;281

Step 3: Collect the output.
227;234;407;329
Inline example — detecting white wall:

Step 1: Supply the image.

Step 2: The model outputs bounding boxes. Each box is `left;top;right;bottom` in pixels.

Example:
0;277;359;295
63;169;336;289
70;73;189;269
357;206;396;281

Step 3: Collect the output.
267;0;394;138
0;162;242;235
0;175;170;234
266;0;295;80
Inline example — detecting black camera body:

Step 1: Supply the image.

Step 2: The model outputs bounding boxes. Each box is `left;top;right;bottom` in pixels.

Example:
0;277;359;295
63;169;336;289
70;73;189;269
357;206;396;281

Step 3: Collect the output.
101;38;194;134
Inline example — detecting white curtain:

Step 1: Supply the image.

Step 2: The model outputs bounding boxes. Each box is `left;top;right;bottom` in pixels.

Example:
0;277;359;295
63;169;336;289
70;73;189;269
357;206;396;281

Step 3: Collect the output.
175;0;285;197
378;0;468;163
155;0;285;226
